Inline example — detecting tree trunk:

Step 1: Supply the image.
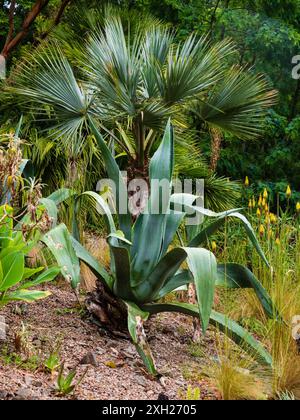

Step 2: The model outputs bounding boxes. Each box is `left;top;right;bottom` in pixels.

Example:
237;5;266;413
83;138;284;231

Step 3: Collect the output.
210;128;223;171
39;0;73;41
1;0;50;59
0;54;6;79
86;280;128;333
127;157;150;219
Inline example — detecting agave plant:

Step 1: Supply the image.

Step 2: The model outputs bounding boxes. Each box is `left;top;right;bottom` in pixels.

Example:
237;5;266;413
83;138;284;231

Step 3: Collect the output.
6;13;276;210
44;120;277;374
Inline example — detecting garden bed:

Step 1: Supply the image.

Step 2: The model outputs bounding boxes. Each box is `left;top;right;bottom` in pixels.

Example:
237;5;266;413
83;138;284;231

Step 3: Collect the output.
0;283;219;400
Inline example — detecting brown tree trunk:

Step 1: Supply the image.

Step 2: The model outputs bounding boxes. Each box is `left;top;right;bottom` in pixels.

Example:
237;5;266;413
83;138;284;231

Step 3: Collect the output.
1;0;72;60
210;128;223;172
1;0;50;59
86;280;128;333
39;0;73;41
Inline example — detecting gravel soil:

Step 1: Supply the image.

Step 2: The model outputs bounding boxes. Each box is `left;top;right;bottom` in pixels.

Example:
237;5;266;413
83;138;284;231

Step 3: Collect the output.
0;282;220;400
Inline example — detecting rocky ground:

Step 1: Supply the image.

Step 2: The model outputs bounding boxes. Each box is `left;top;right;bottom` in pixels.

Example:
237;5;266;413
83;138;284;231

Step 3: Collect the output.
0;282;220;400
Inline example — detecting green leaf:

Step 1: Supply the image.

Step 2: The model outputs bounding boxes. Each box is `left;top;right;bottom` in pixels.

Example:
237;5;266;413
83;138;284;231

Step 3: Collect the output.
22;267;61;289
155;270;193;300
22;267;44;282
88;118;131;240
46;188;76;206
39;198;58;228
142;303;272;366
4;289;51;303
108;236;134;301
170;196;269;269
0;261;3;285
0;251;24;291
0;205;13;250
82;192;116;234
126;301;156;375
131;121;174;286
137;247;188;302
184;248;217;333
216;263;280;319
71;236;113;291
42;224;80;289
160;210;185;258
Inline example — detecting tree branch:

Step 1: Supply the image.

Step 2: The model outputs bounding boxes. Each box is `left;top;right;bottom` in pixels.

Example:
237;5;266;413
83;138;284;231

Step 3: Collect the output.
40;0;73;41
1;0;50;58
3;0;17;51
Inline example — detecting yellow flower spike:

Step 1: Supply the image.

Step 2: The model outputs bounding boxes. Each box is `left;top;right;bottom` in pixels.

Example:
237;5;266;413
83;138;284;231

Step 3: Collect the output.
286;185;292;199
256;208;261;218
296;202;300;213
245;176;250;187
258;195;262;207
6;175;13;188
259;224;265;237
265;214;270;225
275;237;281;246
265;204;269;213
267;229;273;240
263;188;268;200
270;213;277;224
252;197;256;208
211;241;217;252
248;199;253;209
262;198;266;208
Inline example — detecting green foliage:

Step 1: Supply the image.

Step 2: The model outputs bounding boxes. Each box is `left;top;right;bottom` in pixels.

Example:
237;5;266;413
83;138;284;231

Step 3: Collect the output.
3;12;276;216
44;352;61;375
0;209;60;307
45;121;277;374
56;363;88;396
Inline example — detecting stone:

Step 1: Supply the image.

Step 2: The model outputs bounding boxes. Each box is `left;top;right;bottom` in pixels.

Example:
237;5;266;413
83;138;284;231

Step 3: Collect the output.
14;387;33;400
80;351;98;367
136;376;147;387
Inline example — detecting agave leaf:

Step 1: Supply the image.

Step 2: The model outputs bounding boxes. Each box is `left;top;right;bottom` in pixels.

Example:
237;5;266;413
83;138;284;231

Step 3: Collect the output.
136;245;217;333
42;224;80;289
71;236;113;291
131;120;174;286
82;191;116;234
159;210;185;258
46;188;76;206
189;211;269;267
125;301;156;375
155;270;193;300
184;248;217;333
88;117;131;240
142;302;272;366
108;236;134;301
216;263;280;319
170;195;269;268
136;248;188;302
40;198;58;228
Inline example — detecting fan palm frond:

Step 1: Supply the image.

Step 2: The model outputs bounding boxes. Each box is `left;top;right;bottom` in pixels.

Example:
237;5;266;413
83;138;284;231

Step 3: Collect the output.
204;174;241;212
194;65;278;139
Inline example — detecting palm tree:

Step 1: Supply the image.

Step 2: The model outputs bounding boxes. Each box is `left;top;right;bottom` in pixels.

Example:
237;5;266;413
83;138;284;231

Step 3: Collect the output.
5;11;276;209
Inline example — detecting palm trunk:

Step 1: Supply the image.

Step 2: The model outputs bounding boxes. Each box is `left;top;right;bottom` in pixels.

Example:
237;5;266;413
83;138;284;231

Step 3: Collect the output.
210;128;223;172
